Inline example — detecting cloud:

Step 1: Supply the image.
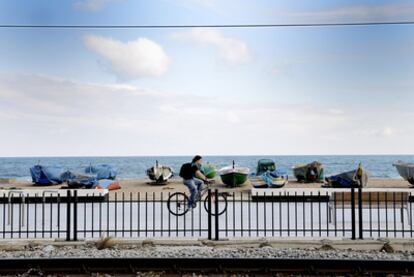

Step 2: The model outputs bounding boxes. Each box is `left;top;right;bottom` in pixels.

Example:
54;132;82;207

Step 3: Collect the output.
172;28;252;66
279;3;414;23
83;35;170;80
0;73;413;156
74;0;120;11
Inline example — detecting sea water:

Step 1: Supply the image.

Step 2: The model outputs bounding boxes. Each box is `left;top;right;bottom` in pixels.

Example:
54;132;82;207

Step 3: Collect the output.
0;155;413;181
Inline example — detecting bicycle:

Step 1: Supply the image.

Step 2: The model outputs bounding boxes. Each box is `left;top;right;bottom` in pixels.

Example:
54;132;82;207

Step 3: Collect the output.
167;180;228;216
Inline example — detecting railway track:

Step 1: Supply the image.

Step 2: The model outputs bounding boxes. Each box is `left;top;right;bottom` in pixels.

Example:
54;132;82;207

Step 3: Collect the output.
0;257;413;275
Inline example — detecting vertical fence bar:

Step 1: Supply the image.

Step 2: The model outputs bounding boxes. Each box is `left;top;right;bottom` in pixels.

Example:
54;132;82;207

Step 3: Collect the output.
57;194;61;238
318;192;321;237
215;189;219;241
152;192;155;237
369;192;372;237
207;189;212;240
393;192;397;238
66;190;71;241
351;187;356;240
138;192;141;237
73;190;78;241
241;192;244;237
263;191;266;237
122;192;125;238
358;187;363;239
92;193;95;238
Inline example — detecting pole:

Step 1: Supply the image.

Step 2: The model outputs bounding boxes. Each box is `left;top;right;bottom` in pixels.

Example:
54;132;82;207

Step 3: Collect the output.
207;189;212;240
351;187;356;240
66;190;71;241
215;189;219;241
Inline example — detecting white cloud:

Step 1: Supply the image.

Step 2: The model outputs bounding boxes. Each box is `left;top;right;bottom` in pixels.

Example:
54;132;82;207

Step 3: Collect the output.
172;28;252;66
83;35;170;80
74;0;119;11
280;3;414;22
0;73;413;156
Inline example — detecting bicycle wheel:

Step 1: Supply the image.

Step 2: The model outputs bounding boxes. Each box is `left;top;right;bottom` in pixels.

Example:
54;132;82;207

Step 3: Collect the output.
167;192;190;216
203;193;227;216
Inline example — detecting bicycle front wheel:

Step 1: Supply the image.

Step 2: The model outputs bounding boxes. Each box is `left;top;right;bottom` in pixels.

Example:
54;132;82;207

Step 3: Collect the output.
203;193;227;216
167;192;190;216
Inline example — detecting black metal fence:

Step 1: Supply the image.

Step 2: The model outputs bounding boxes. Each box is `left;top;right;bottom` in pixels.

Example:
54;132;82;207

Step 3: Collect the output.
0;188;413;240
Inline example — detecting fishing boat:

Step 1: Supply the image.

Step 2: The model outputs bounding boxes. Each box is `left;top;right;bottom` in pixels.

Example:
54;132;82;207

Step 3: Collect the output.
324;163;368;188
250;168;288;188
146;161;173;184
200;162;217;179
219;161;249;187
393;161;414;185
293;161;324;183
256;159;276;176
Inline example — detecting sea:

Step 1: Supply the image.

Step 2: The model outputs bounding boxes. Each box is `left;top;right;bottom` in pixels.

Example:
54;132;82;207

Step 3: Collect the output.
0;155;412;181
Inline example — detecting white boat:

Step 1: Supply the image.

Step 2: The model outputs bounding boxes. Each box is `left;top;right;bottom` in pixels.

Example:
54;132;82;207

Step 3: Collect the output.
393;161;414;185
218;161;250;187
146;161;173;184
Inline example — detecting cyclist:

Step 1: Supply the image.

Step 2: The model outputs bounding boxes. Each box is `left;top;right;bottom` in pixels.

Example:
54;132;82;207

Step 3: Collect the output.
179;155;209;209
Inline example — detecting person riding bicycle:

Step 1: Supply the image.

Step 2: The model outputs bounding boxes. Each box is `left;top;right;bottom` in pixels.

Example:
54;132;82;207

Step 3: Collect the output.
179;155;209;209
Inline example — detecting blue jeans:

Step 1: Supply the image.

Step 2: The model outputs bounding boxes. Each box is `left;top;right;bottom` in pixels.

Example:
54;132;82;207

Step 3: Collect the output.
183;178;204;208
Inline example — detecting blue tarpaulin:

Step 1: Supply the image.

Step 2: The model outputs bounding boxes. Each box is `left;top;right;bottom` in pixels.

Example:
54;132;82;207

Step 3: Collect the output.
85;164;117;180
30;165;65;185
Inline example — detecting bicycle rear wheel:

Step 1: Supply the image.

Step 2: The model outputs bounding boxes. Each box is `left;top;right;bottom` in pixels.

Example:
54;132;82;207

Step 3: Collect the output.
167;192;190;216
203;193;227;216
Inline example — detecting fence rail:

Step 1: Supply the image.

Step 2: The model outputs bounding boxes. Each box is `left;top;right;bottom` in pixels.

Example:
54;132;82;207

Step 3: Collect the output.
0;188;413;240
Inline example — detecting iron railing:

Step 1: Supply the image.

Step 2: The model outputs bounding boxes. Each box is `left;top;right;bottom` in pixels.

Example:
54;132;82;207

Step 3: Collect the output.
0;188;413;240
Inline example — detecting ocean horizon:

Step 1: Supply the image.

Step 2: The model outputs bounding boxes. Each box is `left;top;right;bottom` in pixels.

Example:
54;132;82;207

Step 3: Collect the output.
0;155;413;181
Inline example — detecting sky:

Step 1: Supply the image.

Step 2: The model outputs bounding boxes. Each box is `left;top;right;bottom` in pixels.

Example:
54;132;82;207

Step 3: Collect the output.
0;0;413;156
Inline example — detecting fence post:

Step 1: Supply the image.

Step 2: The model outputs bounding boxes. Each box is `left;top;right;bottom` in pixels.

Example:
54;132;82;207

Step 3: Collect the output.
207;189;212;240
351;187;356;240
66;190;71;241
215;189;219;241
358;187;363;239
73;190;78;241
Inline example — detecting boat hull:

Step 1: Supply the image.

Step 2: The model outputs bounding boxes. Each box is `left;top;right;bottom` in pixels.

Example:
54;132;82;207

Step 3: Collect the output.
393;161;414;184
220;172;248;187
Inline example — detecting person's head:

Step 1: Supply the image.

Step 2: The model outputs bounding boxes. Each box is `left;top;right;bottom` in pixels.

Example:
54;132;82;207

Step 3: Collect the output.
192;155;203;165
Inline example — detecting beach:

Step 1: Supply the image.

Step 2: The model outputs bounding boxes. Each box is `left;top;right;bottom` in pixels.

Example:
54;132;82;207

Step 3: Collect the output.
0;177;409;198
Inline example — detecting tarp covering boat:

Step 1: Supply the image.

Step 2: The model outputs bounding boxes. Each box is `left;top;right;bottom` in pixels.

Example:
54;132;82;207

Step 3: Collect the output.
251;168;288;188
256;159;276;176
67;174;98;189
200;163;217;179
325;164;368;188
85;164;117;180
293;161;324;183
146;161;173;184
30;165;65;185
393;161;414;185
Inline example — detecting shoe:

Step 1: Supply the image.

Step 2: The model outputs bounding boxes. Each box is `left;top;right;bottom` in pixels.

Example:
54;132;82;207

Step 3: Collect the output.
192;202;197;208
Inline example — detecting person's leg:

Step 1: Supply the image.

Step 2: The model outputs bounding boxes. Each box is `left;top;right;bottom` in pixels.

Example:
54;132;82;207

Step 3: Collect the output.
194;178;204;191
183;179;197;208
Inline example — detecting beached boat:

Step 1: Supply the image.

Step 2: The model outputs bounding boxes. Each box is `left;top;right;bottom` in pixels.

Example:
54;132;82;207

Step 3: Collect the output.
200;162;217;179
146;161;173;184
256;159;276;176
250;168;288;188
393;161;414;185
219;161;249;187
293;161;324;183
325;164;368;188
30;164;65;185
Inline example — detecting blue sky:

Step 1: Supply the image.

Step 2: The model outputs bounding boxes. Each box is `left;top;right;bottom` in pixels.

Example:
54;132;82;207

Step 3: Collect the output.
0;0;413;156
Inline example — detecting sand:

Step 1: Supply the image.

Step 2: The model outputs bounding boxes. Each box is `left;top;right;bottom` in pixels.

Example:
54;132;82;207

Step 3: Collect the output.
0;176;410;198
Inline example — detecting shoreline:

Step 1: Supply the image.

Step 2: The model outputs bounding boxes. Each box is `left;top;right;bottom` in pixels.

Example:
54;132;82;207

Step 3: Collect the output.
0;177;410;196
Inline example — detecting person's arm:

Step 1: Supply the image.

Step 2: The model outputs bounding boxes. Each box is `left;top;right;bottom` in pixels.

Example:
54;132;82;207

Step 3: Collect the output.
195;170;208;182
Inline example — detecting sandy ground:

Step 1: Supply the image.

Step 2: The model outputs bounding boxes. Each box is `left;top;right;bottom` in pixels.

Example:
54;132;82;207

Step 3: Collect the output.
0;176;410;197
